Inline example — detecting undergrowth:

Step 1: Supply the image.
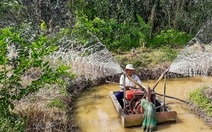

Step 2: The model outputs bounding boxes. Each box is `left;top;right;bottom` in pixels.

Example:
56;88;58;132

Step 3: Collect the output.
114;46;179;69
189;86;212;127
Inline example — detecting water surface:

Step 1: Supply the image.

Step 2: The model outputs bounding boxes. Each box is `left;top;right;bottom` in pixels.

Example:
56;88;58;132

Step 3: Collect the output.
76;76;212;132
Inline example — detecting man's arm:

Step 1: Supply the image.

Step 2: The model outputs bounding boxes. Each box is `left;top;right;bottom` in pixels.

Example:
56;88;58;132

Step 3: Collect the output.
136;77;142;86
119;74;131;90
133;75;146;91
119;74;124;90
134;75;143;86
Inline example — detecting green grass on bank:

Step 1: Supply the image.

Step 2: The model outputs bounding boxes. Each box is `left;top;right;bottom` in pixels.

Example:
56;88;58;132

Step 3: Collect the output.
115;46;181;69
189;86;212;116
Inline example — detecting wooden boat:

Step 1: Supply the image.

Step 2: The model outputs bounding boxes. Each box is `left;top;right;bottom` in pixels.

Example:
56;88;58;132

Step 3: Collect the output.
110;90;177;127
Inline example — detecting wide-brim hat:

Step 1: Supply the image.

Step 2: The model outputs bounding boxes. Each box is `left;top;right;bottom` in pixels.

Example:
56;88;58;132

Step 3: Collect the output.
126;64;134;70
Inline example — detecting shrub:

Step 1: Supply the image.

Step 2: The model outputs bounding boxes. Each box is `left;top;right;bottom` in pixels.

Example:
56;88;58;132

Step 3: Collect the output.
147;29;193;48
47;98;66;110
72;12;150;52
189;86;212;116
0;25;72;131
159;46;179;62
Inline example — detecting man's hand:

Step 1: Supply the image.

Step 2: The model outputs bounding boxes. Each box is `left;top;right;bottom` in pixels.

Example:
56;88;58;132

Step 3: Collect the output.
121;86;130;91
125;86;130;90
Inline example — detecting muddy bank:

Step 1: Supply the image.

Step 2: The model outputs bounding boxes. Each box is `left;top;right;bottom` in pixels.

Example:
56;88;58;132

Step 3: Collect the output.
137;67;185;80
67;67;179;94
68;65;193;98
67;75;120;96
189;103;212;127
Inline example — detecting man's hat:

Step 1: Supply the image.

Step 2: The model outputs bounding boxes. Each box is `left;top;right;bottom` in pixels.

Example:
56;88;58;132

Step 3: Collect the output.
126;64;134;70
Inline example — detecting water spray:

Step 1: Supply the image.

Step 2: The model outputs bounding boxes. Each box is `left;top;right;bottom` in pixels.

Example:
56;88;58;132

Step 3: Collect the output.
169;20;212;77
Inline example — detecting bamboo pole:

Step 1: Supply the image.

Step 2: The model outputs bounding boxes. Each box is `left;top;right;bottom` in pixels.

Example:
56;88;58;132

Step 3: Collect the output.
152;67;170;90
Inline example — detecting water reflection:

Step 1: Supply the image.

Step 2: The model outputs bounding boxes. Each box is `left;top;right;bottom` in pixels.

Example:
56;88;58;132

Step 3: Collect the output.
76;76;212;132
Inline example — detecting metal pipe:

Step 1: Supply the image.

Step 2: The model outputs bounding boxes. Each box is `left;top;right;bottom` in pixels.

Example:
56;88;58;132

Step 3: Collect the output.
156;93;189;104
163;73;167;111
123;74;126;111
106;80;189;104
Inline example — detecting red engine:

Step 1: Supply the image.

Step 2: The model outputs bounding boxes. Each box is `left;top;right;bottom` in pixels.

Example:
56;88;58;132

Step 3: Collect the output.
125;89;144;100
125;89;155;114
125;89;145;114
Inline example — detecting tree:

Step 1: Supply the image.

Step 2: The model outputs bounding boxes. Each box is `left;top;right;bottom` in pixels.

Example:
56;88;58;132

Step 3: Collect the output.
0;25;72;130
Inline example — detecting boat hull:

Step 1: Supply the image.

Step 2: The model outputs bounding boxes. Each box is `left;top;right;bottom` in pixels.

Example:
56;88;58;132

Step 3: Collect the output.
110;91;177;127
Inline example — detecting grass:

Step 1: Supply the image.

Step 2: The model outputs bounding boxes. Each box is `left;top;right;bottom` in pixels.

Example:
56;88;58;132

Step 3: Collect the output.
189;86;212;116
12;84;77;131
114;46;179;69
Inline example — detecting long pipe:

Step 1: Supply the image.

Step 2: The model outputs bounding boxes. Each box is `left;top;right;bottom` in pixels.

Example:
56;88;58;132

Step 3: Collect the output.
124;66;170;92
156;93;189;104
123;74;126;110
106;80;189;104
124;67;170;91
126;75;146;91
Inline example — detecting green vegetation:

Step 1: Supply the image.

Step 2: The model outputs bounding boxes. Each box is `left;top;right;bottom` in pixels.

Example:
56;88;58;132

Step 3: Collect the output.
115;46;179;68
189;86;212;116
70;0;211;52
72;12;192;52
0;0;211;131
147;29;193;48
0;25;73;131
47;98;66;110
0;114;25;132
72;14;146;52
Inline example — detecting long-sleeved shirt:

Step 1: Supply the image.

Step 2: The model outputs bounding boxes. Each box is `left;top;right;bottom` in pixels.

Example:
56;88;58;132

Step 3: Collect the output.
119;74;142;90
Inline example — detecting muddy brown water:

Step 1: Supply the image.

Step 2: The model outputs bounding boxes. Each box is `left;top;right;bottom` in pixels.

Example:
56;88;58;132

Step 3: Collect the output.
76;76;212;132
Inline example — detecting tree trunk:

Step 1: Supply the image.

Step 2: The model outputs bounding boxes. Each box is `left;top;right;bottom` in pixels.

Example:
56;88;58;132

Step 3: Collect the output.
68;0;75;31
148;0;159;39
173;0;185;29
173;0;181;29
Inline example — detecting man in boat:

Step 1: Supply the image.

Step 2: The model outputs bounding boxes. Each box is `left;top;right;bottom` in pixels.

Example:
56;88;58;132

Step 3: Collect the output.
118;64;157;131
116;64;144;107
119;64;143;90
